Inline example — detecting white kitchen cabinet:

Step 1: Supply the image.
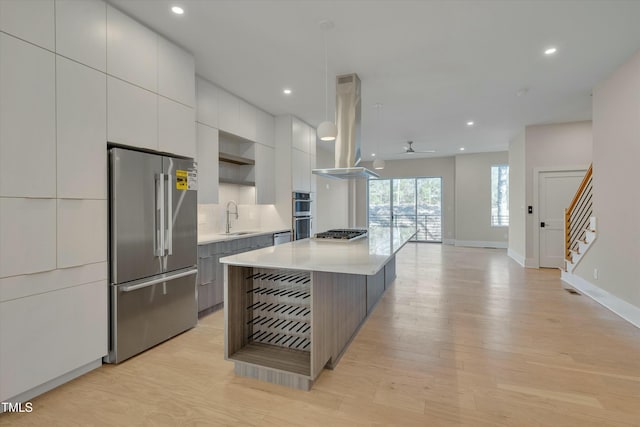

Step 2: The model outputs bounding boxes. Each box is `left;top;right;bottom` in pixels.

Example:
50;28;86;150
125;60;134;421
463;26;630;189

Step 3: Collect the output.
57;57;107;200
55;0;106;71
196;77;219;129
256;109;275;147
237;100;257;141
255;143;275;204
159;97;196;158
291;116;308;152
0;0;54;51
0;280;107;402
107;76;158;151
196;123;219;204
158;36;195;107
217;88;239;136
308;125;317;157
106;5;157;92
291;148;310;193
0;34;56;198
0;198;56;278
57;199;107;269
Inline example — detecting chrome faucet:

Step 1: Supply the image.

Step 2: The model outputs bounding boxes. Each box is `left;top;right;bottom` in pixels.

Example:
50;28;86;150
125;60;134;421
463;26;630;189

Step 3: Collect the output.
225;200;238;234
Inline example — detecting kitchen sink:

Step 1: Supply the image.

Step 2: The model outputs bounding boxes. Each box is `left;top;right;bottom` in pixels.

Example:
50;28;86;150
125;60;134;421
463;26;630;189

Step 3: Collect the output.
226;231;257;236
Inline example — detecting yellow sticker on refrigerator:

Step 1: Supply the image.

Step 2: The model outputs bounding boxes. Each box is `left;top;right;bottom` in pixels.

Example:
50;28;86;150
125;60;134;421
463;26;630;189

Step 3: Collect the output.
176;170;188;190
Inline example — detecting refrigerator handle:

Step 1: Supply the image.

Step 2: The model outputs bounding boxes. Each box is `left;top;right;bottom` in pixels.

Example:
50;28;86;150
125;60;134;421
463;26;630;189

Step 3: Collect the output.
166;174;173;255
155;173;165;256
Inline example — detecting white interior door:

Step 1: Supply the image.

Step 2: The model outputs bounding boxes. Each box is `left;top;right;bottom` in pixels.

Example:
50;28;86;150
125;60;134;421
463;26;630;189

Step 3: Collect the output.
538;171;585;268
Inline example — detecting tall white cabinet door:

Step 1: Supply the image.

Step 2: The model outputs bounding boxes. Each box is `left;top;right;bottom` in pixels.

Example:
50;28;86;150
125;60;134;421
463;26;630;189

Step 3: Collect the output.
57;200;107;268
196;77;219;129
196;123;219;204
0;198;56;278
159;97;196;158
57;57;107;199
158;37;195;107
106;5;157;92
107;76;158;150
55;0;106;71
256;110;275;148
237;100;256;141
217;89;239;136
291;148;310;193
0;0;54;51
291;117;308;152
0;34;56;198
255;143;275;204
0;280;107;401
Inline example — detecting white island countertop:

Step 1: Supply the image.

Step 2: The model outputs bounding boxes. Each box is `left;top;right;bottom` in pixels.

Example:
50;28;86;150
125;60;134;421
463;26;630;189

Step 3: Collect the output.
219;227;416;275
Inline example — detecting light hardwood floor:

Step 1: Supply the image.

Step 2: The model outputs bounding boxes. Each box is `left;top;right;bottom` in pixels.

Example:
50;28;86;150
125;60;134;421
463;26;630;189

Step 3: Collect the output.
2;244;639;426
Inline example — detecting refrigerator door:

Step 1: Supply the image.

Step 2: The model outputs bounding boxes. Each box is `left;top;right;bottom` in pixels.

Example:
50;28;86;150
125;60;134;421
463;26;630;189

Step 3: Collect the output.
107;267;198;363
162;156;197;272
110;148;164;284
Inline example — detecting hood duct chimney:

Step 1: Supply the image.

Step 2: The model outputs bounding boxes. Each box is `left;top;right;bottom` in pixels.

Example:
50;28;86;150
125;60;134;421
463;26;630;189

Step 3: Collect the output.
312;73;379;180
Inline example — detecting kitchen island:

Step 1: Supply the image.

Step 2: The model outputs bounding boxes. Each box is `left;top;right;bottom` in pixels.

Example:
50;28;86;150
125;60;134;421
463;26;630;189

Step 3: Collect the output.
220;227;415;390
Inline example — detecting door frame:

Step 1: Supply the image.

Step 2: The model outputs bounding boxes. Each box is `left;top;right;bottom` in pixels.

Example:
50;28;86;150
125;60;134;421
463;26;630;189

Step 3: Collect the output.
532;165;589;268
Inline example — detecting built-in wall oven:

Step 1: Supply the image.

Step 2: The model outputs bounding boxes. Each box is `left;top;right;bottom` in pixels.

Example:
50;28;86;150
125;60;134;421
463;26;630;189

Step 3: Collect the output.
292;192;312;240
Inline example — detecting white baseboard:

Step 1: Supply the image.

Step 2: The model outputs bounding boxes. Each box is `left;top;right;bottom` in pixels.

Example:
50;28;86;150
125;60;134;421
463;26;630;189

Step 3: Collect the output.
443;239;455;245
561;270;640;329
454;240;508;249
507;249;525;267
1;359;102;409
525;258;538;268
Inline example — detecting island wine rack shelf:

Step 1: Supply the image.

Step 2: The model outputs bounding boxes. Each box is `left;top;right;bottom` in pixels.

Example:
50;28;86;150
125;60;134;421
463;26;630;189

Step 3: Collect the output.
245;270;311;351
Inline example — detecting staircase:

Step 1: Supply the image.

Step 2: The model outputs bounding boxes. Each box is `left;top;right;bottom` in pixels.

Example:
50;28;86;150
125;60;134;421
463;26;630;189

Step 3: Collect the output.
564;165;595;273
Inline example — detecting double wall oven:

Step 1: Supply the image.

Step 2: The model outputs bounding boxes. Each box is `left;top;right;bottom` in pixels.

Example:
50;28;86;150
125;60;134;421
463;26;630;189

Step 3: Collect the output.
292;192;312;240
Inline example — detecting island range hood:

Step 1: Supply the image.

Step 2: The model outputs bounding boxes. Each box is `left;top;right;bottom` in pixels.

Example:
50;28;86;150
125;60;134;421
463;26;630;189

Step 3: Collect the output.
312;73;379;180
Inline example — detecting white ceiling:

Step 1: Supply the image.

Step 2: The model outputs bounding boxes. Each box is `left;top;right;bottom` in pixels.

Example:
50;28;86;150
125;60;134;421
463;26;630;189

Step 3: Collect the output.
109;0;640;159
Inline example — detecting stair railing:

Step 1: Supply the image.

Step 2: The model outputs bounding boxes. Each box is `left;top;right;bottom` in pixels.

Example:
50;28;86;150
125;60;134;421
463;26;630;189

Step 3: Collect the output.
565;164;593;263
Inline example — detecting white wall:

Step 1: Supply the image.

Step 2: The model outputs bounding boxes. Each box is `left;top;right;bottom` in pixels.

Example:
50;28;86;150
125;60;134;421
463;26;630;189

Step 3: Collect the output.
356;157;456;242
508;131;526;263
573;50;640;309
455;152;509;247
524;121;592;263
315;148;349;231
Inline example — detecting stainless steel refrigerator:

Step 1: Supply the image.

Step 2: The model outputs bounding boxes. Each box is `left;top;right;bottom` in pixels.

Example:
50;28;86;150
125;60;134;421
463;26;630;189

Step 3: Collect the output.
107;147;198;363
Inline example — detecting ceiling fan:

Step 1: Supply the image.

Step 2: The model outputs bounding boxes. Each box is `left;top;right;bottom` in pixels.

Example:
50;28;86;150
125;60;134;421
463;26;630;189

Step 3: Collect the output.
402;141;435;154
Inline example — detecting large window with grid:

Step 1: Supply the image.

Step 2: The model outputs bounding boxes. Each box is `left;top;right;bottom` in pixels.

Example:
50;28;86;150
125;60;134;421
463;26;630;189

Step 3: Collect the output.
368;177;442;242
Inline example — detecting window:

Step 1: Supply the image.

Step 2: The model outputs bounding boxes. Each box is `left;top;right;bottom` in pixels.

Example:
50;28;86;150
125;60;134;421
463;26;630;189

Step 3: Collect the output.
491;165;509;226
367;177;442;242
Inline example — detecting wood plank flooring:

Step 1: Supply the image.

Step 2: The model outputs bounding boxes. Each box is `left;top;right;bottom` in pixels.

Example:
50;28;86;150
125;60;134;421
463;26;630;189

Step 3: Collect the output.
2;244;639;426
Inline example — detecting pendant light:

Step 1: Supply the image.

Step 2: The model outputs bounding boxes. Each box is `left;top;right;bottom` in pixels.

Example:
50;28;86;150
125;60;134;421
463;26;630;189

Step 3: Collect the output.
372;103;385;170
317;20;337;142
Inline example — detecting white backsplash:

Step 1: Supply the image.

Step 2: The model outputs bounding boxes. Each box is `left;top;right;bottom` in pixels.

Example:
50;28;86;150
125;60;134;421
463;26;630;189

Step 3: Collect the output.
198;183;288;235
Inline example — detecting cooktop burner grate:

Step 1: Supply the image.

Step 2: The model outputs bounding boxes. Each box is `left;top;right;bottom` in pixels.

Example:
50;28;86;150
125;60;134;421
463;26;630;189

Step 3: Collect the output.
314;229;368;241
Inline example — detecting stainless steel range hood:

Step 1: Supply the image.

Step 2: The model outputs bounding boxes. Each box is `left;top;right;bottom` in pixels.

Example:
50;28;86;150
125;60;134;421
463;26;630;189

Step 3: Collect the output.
312;73;379;180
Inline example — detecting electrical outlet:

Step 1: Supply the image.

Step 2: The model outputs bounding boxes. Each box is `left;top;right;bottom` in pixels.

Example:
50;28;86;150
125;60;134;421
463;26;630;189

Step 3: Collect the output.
593;268;598;280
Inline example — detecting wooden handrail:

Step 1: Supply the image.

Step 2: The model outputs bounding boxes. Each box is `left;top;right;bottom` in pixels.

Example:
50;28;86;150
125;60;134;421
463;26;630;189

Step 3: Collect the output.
565;164;593;262
567;164;593;216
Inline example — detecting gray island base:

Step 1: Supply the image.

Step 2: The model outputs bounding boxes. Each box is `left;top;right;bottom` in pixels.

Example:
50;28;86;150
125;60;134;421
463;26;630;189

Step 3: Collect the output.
220;227;414;390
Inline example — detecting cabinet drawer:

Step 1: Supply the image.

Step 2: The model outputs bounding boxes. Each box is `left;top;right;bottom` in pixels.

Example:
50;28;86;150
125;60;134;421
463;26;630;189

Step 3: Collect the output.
197;256;216;285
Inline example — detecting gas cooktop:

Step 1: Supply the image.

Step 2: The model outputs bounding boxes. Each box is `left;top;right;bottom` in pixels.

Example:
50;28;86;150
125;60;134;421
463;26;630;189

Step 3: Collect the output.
313;229;368;241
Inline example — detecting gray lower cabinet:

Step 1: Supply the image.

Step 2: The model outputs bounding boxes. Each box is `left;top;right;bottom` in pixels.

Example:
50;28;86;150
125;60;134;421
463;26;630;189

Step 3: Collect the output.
197;233;275;314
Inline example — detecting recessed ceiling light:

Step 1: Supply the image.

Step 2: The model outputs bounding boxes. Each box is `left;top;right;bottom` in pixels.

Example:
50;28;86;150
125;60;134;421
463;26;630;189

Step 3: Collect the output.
171;6;184;15
283;88;292;95
544;47;557;55
460;147;465;151
466;121;474;126
371;153;376;157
